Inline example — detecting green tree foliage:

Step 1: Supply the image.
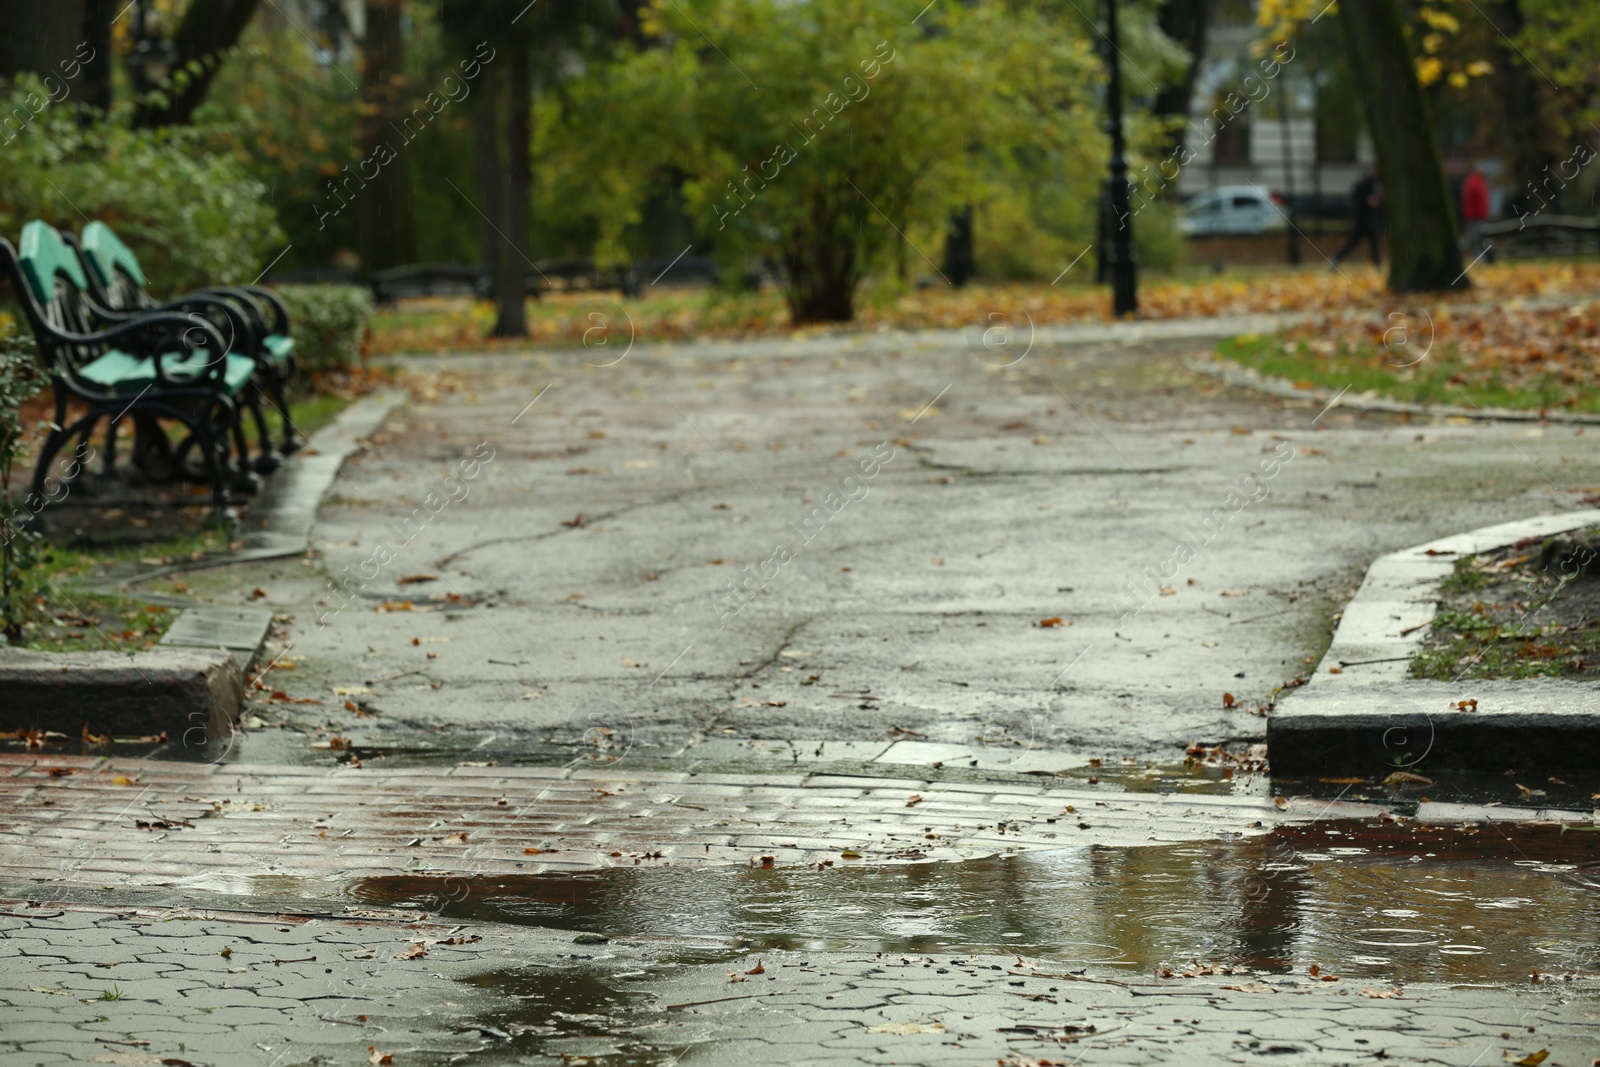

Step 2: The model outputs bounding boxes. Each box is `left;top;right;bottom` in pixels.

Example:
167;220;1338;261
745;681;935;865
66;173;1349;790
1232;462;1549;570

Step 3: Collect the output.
1513;1;1600;142
0;79;285;294
539;0;1111;321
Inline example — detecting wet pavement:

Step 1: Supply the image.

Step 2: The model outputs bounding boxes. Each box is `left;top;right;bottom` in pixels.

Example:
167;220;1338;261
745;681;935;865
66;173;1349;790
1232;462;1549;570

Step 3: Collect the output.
8;321;1600;1063
5;898;1597;1065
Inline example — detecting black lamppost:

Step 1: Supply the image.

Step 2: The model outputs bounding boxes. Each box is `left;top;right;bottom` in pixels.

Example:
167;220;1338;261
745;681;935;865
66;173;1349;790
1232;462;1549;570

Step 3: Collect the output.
126;0;178;97
1104;0;1137;316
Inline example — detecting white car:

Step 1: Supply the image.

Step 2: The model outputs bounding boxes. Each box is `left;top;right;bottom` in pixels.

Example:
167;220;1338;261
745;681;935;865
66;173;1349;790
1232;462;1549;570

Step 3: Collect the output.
1180;186;1287;235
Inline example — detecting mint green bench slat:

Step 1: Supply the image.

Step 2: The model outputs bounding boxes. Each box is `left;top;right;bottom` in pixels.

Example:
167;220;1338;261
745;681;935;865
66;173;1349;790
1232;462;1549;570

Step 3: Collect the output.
263;334;295;362
78;349;255;397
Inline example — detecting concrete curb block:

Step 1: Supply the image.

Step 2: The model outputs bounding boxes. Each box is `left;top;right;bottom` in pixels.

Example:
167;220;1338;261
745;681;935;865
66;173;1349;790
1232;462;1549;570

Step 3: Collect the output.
160;604;274;670
0;647;243;753
1270;510;1600;776
1189;355;1600;425
235;390;406;560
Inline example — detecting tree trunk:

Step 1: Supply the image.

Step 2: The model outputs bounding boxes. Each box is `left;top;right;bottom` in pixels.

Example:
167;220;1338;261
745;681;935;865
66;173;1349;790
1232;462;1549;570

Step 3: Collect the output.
491;43;531;338
359;0;416;272
134;0;261;127
1337;0;1466;291
1490;0;1557;212
472;63;503;279
0;1;86;84
1152;0;1214;162
79;0;115;114
782;184;857;323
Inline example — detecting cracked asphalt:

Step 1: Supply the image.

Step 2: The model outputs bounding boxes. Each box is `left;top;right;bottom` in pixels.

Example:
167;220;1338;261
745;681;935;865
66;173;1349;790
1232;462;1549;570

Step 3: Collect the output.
193;323;1600;760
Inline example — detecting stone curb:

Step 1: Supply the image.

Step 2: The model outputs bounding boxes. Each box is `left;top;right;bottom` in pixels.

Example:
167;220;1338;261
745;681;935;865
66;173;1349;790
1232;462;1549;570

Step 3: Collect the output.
235;389;406;560
1270;510;1600;776
0;647;243;752
1189;354;1600;425
159;603;273;670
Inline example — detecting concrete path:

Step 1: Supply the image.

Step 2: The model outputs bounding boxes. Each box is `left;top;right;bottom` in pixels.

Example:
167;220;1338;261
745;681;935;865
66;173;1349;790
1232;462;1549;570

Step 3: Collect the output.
183;323;1600;764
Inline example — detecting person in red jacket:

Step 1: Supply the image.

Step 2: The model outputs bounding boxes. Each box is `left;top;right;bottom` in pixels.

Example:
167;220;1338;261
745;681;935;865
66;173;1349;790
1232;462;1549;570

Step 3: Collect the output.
1461;163;1491;259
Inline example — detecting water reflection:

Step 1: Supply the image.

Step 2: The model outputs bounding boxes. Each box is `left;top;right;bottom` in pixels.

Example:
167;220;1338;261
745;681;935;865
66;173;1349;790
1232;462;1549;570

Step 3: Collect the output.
352;819;1600;986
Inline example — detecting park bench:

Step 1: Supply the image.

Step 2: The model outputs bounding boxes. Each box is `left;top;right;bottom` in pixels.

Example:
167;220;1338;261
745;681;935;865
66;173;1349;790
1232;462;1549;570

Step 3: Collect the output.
367;259;643;305
1;221;254;527
71;221;299;473
1478;215;1600;259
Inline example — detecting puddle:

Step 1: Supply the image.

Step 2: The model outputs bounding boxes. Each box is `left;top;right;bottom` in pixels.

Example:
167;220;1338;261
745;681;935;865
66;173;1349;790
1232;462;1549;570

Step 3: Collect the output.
354;820;1600;987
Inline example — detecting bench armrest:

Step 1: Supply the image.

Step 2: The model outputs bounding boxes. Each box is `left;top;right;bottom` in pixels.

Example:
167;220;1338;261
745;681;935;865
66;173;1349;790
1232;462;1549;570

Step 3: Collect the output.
199;285;290;337
69;313;232;389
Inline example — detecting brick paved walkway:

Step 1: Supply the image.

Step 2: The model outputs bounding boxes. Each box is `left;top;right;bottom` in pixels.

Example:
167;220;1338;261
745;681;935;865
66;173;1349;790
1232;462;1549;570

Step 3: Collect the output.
0;755;1384;898
4;900;1595;1066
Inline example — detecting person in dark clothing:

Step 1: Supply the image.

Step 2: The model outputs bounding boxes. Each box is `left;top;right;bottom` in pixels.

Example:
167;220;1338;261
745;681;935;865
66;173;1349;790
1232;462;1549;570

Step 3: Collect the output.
1332;166;1383;267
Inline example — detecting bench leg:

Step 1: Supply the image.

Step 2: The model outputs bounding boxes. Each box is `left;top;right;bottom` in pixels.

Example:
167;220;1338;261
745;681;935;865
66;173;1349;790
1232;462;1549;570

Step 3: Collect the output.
25;405;98;533
228;410;260;494
196;401;237;528
274;361;302;456
247;384;282;474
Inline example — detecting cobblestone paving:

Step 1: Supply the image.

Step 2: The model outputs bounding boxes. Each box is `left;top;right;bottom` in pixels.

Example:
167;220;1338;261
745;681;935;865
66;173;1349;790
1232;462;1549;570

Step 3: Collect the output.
3;901;1596;1066
0;755;1382;896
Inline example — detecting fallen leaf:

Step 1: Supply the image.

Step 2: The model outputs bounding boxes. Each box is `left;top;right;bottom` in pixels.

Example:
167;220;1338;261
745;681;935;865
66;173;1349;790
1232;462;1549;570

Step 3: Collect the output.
368;1050;394;1066
1358;986;1404;999
905;794;924;808
1383;771;1435;788
394;942;426;960
1222;692;1236;708
397;573;438;585
1510;1052;1549;1067
1455;698;1479;712
840;850;862;859
745;962;765;975
1036;617;1068;628
1220;982;1278;993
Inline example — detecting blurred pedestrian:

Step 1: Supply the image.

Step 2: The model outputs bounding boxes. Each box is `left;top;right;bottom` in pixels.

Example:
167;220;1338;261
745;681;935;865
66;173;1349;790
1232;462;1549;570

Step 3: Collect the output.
1332;166;1383;267
1460;162;1491;261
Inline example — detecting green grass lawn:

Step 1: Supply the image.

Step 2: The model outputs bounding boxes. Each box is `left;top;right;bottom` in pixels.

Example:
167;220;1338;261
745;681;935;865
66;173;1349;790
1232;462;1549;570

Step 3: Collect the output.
1412;541;1600;680
1216;333;1597;414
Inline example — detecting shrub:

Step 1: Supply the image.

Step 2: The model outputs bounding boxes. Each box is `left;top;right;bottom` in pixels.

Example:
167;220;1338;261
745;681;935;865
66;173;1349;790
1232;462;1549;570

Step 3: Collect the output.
0;329;43;644
0;77;285;295
272;285;375;375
